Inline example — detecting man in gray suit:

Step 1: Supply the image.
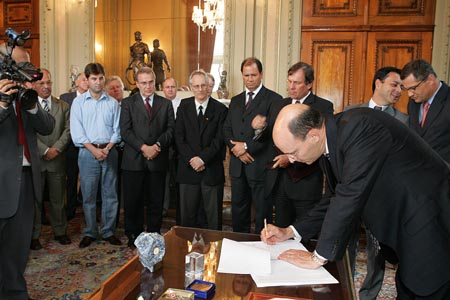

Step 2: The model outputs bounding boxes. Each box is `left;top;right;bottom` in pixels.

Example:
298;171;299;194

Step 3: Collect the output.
345;66;408;300
31;68;71;250
0;45;55;300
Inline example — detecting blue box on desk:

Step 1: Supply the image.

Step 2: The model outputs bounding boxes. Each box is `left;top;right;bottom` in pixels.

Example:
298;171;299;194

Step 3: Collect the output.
186;279;216;299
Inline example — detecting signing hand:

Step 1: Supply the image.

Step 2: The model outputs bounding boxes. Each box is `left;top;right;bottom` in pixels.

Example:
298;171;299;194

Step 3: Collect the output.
260;224;294;245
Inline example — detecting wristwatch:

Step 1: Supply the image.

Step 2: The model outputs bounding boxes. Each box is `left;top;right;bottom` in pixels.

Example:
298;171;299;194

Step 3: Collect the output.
106;145;111;151
243;142;248;151
311;251;328;266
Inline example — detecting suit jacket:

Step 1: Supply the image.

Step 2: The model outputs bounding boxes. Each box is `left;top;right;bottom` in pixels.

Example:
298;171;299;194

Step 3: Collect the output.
0;102;55;218
59;91;77;107
345;101;409;125
265;94;334;198
37;96;70;172
408;81;450;164
296;108;450;295
223;85;282;179
120;93;174;172
175;97;228;185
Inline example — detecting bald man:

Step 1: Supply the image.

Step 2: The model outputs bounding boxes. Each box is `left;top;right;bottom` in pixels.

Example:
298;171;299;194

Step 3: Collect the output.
262;104;450;300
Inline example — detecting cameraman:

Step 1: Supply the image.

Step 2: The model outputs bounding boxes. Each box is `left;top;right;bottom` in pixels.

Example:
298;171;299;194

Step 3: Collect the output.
0;46;55;300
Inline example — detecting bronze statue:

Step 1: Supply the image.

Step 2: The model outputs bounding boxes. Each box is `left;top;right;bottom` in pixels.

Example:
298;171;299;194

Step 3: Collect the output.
150;39;171;90
127;31;151;84
217;70;229;99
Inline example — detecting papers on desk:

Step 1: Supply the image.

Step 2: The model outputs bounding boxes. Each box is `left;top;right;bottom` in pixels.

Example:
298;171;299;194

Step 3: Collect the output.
217;238;338;287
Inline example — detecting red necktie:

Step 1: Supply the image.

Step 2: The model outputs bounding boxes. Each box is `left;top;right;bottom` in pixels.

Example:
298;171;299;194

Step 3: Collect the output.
145;97;152;117
245;92;253;110
15;101;31;162
421;101;430;127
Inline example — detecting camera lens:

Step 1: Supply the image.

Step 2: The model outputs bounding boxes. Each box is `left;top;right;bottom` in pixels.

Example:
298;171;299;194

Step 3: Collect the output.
17;88;38;110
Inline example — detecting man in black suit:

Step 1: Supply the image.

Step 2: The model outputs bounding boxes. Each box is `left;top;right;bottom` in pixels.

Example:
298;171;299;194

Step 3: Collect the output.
120;67;174;247
263;104;450;299
223;57;282;233
401;59;450;164
175;70;228;229
345;66;408;300
60;72;88;220
0;48;55;300
266;62;333;228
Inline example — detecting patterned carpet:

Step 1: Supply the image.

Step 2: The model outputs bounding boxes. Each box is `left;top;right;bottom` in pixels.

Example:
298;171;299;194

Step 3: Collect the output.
25;206;397;300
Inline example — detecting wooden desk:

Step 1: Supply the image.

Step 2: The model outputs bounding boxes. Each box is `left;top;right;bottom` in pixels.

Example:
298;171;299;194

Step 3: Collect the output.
90;226;355;300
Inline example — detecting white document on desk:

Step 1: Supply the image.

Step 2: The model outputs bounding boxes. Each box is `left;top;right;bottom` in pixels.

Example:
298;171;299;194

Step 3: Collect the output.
217;238;338;287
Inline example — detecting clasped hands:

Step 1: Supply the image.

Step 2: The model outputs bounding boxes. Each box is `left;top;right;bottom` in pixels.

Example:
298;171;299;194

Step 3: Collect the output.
44;147;61;161
260;224;322;269
141;144;160;160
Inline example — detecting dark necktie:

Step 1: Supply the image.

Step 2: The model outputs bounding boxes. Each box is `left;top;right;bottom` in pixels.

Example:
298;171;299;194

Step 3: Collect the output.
198;105;204;129
42;99;50;112
421;101;430;127
294;100;301;104
374;106;383;111
245;92;254;110
15;101;31;162
145;97;152;117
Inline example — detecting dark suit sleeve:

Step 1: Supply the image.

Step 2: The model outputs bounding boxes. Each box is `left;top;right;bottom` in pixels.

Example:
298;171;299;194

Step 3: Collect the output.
303;115;393;261
156;99;175;149
120;97;146;152
199;104;228;164
26;105;55;136
174;102;196;164
223;97;236;149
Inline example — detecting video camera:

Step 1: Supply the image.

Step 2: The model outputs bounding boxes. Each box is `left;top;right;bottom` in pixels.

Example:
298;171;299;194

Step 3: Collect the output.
0;28;43;109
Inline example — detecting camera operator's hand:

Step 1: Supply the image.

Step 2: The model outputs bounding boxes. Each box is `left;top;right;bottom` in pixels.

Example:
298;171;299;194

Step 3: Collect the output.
0;79;18;107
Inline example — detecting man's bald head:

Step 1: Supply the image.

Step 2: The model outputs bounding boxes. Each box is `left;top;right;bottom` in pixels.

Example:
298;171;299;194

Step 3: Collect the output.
273;104;326;164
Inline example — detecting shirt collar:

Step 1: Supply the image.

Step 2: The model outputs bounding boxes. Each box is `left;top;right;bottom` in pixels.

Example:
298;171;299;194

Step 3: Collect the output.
368;98;388;110
195;97;210;111
292;91;311;104
245;83;263;97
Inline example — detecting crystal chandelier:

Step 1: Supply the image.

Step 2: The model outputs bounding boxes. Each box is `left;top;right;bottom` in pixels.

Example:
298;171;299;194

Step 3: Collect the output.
192;0;224;32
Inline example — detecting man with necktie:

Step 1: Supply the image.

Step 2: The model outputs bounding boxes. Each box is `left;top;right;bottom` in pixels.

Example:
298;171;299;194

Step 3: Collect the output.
262;104;450;300
223;57;282;233
266;62;333;229
31;68;71;250
120;67;174;247
174;69;228;229
345;66;408;300
401;59;450;164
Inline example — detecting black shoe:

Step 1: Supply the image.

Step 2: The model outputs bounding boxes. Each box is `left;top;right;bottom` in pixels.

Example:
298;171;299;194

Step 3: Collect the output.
103;235;122;246
30;239;42;250
55;235;72;245
127;236;136;249
79;236;95;248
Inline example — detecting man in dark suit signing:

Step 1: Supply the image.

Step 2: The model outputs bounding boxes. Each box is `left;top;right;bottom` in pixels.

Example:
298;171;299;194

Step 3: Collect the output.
401;59;450;165
223;57;282;233
120;67;174;247
175;69;228;229
0;47;55;300
266;62;333;228
262;104;450;299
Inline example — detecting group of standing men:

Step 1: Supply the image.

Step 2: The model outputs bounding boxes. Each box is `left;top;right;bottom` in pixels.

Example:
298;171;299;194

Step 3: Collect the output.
1;39;450;300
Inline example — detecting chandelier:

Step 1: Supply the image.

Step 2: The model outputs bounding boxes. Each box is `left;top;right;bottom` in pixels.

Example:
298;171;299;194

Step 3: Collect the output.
192;0;224;32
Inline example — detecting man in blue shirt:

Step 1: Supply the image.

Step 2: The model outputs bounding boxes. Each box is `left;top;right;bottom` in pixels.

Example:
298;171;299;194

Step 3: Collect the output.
70;63;122;248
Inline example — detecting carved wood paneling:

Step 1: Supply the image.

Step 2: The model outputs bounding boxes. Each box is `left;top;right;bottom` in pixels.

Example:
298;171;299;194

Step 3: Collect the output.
301;32;365;112
366;31;433;113
369;0;435;25
303;0;365;26
6;3;32;25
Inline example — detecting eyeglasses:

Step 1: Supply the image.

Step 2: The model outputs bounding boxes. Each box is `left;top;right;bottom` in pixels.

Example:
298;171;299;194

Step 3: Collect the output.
401;79;425;92
36;80;53;86
191;84;207;90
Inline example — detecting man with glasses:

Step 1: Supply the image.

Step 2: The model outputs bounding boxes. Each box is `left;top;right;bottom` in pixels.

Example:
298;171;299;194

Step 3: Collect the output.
401;59;450;164
70;63;122;248
120;67;174;248
175;70;228;229
31;68;71;250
